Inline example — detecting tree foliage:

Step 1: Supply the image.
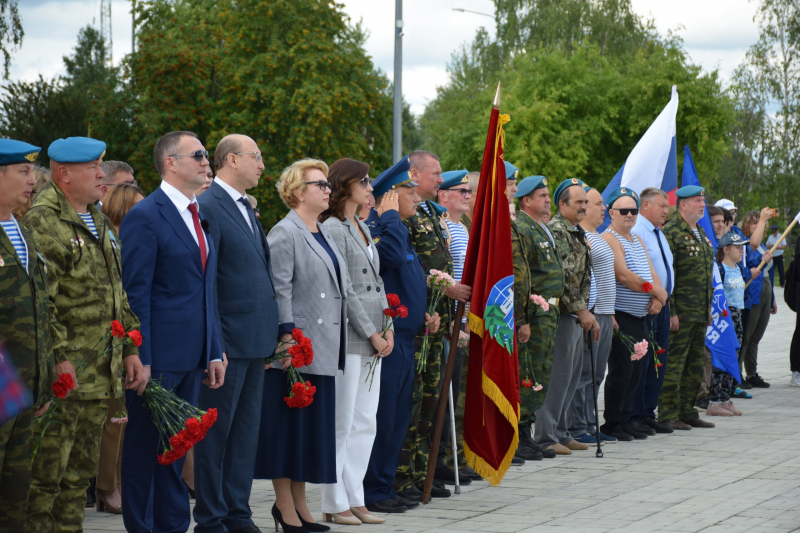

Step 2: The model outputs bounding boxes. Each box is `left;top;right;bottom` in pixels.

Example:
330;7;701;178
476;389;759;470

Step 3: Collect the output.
421;0;733;195
0;0;22;78
92;0;397;226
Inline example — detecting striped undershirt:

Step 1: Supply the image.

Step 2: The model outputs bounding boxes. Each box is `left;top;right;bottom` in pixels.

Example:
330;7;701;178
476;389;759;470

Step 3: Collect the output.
605;228;653;317
446;219;469;322
585;232;616;314
0;218;28;271
78;212;100;240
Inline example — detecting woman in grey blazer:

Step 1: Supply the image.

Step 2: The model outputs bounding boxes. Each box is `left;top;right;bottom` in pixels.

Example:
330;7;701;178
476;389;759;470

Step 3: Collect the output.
319;159;394;526
253;158;346;533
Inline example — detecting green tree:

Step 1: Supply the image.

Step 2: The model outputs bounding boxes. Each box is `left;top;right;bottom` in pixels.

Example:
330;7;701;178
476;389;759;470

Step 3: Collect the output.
93;0;395;226
0;0;22;78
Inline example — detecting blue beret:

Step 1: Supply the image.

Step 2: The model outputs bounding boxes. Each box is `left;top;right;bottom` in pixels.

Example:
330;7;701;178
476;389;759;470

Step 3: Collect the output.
47;137;106;164
504;161;519;181
553;178;586;204
0;139;40;165
675;185;704;199
372;155;418;198
514;175;548;198
439;170;469;190
606;187;640;209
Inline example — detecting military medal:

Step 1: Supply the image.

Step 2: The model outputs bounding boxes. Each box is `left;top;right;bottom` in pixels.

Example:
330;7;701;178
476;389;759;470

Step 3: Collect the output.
78;237;85;248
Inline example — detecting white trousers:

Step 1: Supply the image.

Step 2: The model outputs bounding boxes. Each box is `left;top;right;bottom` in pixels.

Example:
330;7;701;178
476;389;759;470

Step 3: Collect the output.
320;353;382;513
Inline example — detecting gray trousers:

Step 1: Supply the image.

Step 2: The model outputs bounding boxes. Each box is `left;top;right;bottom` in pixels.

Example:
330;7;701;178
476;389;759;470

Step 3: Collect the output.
534;314;584;447
568;314;614;436
740;278;772;377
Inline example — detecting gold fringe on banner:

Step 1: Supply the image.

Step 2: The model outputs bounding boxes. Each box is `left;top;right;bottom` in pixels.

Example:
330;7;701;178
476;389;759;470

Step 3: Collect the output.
468;311;484;338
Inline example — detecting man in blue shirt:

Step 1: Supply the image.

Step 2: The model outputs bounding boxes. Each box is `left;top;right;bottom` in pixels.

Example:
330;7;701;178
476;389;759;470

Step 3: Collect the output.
631;188;675;434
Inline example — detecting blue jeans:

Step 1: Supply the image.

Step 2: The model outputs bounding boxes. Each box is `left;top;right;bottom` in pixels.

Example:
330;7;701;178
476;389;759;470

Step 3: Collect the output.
632;303;670;421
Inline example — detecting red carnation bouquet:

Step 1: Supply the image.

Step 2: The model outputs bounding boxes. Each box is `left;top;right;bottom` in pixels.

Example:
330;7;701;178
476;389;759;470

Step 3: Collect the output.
365;293;406;390
265;329;317;408
140;378;218;465
35;320;143;459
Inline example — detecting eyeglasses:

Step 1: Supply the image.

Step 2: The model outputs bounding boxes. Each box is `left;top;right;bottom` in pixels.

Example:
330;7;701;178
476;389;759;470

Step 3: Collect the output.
305;180;331;191
358;175;371;187
234;151;263;162
449;187;472;198
169;150;209;162
612;208;639;216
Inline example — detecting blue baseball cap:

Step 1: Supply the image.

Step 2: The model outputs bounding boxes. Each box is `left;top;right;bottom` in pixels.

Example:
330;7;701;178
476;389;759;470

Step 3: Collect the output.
606;187;640;209
48;137;107;164
718;232;749;249
0;139;40;165
514;176;548;198
372;156;418;198
439;170;469;190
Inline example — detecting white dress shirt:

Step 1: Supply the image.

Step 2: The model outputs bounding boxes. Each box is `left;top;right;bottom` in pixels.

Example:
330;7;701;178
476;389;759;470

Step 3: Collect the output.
632;215;674;296
159;180;209;254
214;176;252;231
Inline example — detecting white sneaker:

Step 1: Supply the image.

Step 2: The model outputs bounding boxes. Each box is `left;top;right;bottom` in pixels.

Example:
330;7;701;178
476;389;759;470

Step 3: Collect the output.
791;371;800;387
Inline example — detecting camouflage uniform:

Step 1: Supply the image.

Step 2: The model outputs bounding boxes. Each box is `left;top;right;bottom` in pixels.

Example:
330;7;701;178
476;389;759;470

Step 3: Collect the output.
512;211;564;425
657;212;713;423
21;181;139;533
0;222;53;533
394;200;454;491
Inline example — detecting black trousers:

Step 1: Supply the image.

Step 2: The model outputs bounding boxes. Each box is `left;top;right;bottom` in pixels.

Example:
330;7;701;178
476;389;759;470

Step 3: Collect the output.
774;255;785;287
602;311;648;432
791;308;800;373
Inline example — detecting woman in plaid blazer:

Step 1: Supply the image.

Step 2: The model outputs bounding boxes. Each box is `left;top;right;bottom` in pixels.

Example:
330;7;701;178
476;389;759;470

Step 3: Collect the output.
320;158;395;526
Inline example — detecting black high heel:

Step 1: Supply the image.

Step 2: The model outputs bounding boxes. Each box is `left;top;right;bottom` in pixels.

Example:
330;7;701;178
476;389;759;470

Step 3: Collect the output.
271;503;310;533
296;510;330;532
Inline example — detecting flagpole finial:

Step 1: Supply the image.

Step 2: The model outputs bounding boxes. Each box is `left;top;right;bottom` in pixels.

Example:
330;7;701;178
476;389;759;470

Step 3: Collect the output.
492;82;501;109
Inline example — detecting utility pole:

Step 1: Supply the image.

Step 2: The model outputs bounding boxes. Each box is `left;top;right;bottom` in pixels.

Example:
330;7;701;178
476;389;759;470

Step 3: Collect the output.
392;0;403;164
100;0;113;66
132;0;136;53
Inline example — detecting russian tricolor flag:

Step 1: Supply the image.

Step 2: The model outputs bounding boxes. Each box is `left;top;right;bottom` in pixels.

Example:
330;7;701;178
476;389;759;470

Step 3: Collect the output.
600;85;679;230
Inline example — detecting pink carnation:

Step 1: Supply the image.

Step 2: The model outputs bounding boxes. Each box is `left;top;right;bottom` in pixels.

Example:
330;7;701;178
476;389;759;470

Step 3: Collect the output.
631;340;649;361
530;294;550;311
532;384;543;392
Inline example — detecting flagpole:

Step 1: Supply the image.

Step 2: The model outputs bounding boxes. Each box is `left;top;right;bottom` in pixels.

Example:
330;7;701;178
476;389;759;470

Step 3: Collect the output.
744;216;798;288
422;300;466;504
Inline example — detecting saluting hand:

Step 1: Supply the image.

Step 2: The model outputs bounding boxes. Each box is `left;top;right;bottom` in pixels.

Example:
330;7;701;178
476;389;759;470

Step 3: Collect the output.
377;191;399;216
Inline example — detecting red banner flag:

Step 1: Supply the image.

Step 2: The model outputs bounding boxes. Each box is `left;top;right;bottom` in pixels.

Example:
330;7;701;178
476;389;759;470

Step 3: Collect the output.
461;84;520;486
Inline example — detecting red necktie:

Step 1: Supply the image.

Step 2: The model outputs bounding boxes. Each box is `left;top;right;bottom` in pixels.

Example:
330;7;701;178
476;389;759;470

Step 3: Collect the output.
187;203;207;272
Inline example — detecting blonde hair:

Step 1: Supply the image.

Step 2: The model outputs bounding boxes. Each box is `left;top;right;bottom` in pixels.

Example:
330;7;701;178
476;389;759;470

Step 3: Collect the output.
740;210;760;238
102;183;145;230
276;158;328;209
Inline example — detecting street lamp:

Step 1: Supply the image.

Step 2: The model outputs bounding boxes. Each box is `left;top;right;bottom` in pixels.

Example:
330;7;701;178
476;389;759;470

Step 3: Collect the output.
452;7;494;18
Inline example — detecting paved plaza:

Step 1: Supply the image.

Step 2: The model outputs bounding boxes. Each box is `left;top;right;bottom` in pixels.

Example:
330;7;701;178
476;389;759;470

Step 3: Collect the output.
84;288;800;532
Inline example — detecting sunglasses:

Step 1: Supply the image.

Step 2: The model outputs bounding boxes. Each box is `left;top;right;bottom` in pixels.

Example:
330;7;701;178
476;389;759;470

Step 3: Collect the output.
357;176;371;187
612;208;639;216
305;180;331;191
169;150;209;162
233;151;263;162
449;187;472;198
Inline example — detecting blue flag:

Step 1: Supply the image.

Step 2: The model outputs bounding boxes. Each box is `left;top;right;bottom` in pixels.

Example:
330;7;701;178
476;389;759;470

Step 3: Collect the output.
682;146;742;383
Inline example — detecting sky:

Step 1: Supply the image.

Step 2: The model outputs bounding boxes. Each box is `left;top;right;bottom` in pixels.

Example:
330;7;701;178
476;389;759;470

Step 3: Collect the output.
10;0;761;116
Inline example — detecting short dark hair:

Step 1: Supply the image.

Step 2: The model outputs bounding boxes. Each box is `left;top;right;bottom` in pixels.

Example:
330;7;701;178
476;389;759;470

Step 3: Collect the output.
101;160;134;184
707;205;723;218
408;150;439;171
153;131;197;176
214;136;244;170
559;187;572;205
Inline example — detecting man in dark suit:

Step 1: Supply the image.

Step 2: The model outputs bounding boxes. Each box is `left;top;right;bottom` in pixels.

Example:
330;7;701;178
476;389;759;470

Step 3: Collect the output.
120;131;225;533
193;134;279;533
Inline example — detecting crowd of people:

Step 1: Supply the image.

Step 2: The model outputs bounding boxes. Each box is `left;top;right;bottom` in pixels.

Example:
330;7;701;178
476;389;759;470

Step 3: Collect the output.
0;131;794;533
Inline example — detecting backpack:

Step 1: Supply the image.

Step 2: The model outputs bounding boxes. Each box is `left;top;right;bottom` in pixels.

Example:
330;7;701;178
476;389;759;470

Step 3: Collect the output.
785;257;799;312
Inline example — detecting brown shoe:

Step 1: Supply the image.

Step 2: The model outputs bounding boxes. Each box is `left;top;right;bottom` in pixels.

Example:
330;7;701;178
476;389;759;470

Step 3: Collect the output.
546;443;572;455
706;403;733;417
685;418;715;428
662;420;692;430
565;440;589;451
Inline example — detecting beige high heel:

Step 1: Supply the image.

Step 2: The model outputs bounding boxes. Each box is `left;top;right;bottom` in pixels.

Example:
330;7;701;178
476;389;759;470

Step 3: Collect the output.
322;512;362;525
350;508;385;524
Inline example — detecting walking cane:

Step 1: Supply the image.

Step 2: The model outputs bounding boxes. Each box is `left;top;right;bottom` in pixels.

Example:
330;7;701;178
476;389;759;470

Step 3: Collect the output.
588;331;603;458
448;382;461;494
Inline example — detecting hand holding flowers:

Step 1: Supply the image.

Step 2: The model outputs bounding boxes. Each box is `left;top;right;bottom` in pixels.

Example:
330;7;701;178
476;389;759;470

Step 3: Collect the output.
418;270;455;372
264;329;317;408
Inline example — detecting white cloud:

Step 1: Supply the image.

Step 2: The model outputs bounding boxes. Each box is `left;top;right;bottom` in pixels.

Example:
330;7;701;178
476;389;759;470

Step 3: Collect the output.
7;0;760;115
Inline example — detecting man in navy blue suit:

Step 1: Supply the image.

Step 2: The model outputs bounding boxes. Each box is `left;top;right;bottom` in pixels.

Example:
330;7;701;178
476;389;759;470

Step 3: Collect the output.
193;134;279;533
120;131;226;533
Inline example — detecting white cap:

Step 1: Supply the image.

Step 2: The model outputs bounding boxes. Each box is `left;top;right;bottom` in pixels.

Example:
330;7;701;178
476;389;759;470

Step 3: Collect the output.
715;198;736;210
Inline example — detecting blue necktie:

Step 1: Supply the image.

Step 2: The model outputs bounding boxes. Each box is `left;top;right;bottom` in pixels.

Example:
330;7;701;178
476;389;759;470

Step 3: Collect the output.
654;227;672;294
